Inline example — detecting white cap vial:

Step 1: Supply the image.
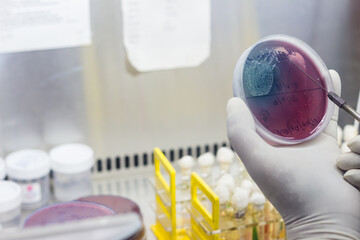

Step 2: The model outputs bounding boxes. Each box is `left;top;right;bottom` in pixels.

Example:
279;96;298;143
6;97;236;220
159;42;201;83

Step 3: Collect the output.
218;173;235;191
49;143;94;201
250;192;266;210
216;147;235;164
217;147;234;173
0;181;22;228
0;158;5;180
240;179;254;195
178;156;194;181
179;156;195;169
231;187;249;219
214;183;231;205
198;152;215;178
5;149;51;210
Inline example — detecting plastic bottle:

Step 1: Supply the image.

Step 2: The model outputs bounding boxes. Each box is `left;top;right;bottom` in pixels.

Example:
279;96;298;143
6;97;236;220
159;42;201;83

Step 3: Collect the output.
50;143;94;201
5;149;51;210
0;181;22;228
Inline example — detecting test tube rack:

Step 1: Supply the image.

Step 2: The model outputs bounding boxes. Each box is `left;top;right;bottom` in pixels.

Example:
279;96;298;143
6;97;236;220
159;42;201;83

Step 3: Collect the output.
151;148;190;240
151;148;286;240
187;172;286;240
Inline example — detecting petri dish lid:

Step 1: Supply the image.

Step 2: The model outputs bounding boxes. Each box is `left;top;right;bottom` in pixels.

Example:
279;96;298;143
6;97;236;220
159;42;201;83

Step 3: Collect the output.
5;149;51;180
23;201;116;228
77;195;142;217
49;143;94;174
233;34;334;145
0;181;22;212
0;158;5;180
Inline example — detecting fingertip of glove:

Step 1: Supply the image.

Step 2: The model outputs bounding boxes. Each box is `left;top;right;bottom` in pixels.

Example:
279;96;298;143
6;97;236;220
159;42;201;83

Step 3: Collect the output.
329;69;341;96
227;97;245;115
329;69;340;80
343;169;360;186
336;153;349;170
347;135;360;153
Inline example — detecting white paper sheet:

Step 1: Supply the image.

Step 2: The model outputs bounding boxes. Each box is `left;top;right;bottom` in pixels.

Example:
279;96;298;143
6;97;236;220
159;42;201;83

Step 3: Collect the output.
121;0;211;72
0;0;91;53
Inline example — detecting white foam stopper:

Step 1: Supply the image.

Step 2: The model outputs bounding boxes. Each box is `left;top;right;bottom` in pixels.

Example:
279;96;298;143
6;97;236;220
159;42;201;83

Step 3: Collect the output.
218;173;235;190
179;156;194;169
231;188;249;210
337;125;343;146
250;192;266;206
216;147;235;163
214;184;231;204
198;152;215;167
240;179;254;194
343;124;358;143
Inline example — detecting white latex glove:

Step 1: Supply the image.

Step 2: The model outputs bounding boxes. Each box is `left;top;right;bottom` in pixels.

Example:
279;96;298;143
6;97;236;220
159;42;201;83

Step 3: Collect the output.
227;70;360;239
337;136;360;189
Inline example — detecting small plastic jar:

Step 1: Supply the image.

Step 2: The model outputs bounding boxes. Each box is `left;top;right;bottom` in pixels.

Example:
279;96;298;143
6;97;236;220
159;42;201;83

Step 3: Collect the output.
23;201;116;228
5;150;51;210
0;181;22;228
49;143;94;201
0;158;5;180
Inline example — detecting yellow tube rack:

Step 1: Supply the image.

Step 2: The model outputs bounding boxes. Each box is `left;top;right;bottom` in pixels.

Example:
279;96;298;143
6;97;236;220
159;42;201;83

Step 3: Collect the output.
151;148;190;240
150;148;286;240
190;172;219;240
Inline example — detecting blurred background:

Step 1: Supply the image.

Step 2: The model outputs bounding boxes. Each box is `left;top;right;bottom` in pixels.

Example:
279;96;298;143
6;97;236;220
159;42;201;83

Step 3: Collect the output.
0;0;359;160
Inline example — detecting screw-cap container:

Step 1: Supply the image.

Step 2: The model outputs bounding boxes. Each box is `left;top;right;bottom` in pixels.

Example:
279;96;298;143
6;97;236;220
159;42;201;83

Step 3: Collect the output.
5;150;51;210
0;181;22;213
49;143;94;174
0;181;22;228
5;150;50;180
50;143;94;201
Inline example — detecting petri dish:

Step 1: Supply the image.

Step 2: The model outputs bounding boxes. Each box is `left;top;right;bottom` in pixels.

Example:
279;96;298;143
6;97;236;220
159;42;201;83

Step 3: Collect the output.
76;195;142;217
233;34;334;145
23;201;116;228
77;195;145;240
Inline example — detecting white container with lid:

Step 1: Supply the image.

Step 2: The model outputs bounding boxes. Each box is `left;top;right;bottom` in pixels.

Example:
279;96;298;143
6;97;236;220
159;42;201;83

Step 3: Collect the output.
49;143;94;201
0;158;5;180
5;149;51;210
0;181;22;228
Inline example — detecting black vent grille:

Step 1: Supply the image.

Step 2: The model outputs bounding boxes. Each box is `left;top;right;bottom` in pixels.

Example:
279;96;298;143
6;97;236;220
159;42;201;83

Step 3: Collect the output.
94;141;230;173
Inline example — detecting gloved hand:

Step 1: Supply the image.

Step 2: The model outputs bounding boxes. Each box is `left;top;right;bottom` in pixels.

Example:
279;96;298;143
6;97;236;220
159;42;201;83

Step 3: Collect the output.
337;136;360;189
227;70;360;239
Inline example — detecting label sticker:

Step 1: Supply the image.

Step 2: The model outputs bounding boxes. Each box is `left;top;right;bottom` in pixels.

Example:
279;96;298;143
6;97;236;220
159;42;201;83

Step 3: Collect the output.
20;183;42;204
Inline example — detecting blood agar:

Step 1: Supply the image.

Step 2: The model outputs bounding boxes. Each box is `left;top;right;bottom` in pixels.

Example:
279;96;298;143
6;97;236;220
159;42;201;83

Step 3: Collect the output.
77;195;145;240
233;35;334;145
77;195;142;217
23;201;116;227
